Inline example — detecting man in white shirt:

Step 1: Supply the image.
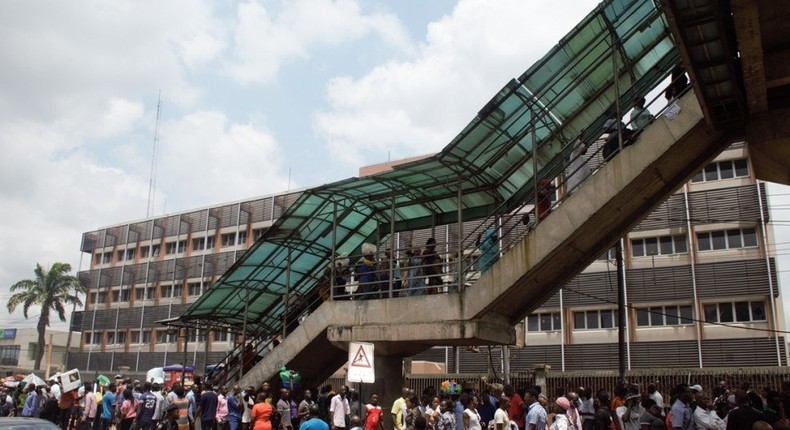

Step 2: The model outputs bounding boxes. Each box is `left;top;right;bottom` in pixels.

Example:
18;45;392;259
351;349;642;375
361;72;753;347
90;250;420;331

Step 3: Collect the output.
152;383;165;425
692;397;724;430
50;381;62;402
330;385;350;430
647;384;664;415
494;396;509;430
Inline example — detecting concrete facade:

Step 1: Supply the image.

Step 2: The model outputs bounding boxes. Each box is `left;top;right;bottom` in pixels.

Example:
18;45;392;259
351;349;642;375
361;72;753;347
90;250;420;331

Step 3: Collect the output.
0;328;72;374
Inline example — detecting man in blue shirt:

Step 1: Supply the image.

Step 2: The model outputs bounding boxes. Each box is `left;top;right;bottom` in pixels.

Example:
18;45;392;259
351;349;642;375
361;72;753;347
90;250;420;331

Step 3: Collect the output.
300;405;330;430
227;387;243;430
101;383;117;430
525;389;547;430
196;384;219;430
138;382;158;430
21;384;39;417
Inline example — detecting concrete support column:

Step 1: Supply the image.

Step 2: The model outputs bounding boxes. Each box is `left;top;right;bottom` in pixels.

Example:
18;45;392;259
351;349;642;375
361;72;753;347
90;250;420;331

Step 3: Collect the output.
359;355;404;430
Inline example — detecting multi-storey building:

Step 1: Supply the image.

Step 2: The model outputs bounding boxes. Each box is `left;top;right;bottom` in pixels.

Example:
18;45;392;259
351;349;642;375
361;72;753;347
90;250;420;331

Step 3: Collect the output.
69;143;785;374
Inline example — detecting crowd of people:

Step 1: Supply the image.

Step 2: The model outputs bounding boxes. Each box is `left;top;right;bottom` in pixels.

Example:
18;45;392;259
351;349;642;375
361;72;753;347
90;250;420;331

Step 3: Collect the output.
6;374;790;430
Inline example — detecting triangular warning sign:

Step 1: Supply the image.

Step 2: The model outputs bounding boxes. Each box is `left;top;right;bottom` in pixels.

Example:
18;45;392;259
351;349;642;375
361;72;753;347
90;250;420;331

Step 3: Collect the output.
351;345;372;368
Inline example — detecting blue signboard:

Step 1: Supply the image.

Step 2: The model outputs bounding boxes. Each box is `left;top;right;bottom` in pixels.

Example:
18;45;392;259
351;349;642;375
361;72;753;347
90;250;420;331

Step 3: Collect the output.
0;329;16;340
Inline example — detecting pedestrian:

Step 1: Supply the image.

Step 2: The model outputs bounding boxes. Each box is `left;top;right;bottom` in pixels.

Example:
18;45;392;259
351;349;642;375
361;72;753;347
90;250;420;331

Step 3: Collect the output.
197;384;220;430
118;388;138;430
298;390;315;425
637;399;664;430
217;387;230;430
300;405;329;430
278;389;294;430
137;382;158;430
462;395;481;430
364;394;384;430
329;386;350;430
493;396;510;430
251;393;274;430
525;389;547;430
228;387;243;430
422;238;443;294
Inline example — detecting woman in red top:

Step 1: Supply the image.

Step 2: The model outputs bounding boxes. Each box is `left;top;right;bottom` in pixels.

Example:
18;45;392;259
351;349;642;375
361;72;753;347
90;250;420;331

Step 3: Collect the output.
365;394;384;430
252;393;274;430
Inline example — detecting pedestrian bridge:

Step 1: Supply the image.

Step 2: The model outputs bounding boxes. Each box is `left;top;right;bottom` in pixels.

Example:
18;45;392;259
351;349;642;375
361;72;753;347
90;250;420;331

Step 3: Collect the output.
170;0;790;391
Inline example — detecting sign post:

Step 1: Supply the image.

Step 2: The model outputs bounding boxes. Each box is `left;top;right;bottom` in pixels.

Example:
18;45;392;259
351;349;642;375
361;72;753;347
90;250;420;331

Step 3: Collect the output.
348;341;374;422
347;342;375;383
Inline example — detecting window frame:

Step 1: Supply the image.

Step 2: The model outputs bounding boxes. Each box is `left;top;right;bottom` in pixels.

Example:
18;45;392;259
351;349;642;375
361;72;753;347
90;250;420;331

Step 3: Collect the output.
696;228;758;252
704;301;766;324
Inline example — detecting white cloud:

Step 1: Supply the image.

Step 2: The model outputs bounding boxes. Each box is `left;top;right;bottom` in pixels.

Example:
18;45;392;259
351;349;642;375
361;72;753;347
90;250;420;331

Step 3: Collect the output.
224;0;413;85
155;111;289;211
314;0;600;166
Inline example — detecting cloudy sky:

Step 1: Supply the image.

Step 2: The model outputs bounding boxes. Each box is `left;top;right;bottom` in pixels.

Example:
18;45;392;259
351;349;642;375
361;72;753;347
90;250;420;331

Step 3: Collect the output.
1;0;789;332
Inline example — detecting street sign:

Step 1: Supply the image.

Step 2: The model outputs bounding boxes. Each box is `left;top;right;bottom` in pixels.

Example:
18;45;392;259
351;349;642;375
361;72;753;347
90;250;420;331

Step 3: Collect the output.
347;341;375;383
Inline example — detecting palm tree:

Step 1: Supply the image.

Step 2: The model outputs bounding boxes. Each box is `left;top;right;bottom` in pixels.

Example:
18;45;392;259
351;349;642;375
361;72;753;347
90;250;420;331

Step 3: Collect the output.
6;262;85;370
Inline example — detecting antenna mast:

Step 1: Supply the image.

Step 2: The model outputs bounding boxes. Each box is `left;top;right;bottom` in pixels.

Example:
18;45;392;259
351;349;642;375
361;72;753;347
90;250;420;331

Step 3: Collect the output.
146;91;162;218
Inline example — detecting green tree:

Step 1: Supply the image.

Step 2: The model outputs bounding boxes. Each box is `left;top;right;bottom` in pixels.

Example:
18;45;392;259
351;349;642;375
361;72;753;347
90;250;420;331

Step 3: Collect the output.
6;262;85;370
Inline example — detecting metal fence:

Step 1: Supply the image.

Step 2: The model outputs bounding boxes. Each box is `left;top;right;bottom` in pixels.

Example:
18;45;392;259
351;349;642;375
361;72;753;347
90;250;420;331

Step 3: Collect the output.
323;367;790;402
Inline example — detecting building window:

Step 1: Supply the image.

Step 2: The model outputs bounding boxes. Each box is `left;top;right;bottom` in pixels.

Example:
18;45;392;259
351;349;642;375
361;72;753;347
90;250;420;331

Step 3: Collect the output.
253;228;267;241
631;235;687;257
527;312;562;332
126;248;136;261
115;331;126;344
636;305;693;327
697;228;758;251
97;292;107;304
178;240;187;253
691;158;749;183
89;292;97;304
140;247;150;258
106;331;115;344
188;282;202;296
206;235;216;249
193;237;205;251
135;288;145;301
84;333;92;345
221;233;236;247
155;330;170;344
152;244;160;257
131;330;149;344
214;331;229;342
92;332;102;345
189;330;207;342
704;301;766;323
0;346;20;366
238;231;247;246
102;253;111;264
596;247;616;261
574;309;619;330
116;250;125;261
146;287;155;300
95;253;103;265
161;285;181;299
165;241;177;255
112;290;119;303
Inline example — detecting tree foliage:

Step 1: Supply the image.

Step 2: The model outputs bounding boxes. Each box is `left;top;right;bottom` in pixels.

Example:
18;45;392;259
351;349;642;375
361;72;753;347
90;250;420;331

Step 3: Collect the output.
6;262;85;370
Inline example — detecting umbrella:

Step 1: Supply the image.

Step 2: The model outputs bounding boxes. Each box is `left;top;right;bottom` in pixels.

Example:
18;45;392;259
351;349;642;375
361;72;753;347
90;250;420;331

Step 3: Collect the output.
96;375;110;386
22;373;46;387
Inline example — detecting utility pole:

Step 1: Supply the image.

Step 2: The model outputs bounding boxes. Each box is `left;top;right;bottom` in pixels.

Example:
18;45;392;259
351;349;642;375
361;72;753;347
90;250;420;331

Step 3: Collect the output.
616;240;626;385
